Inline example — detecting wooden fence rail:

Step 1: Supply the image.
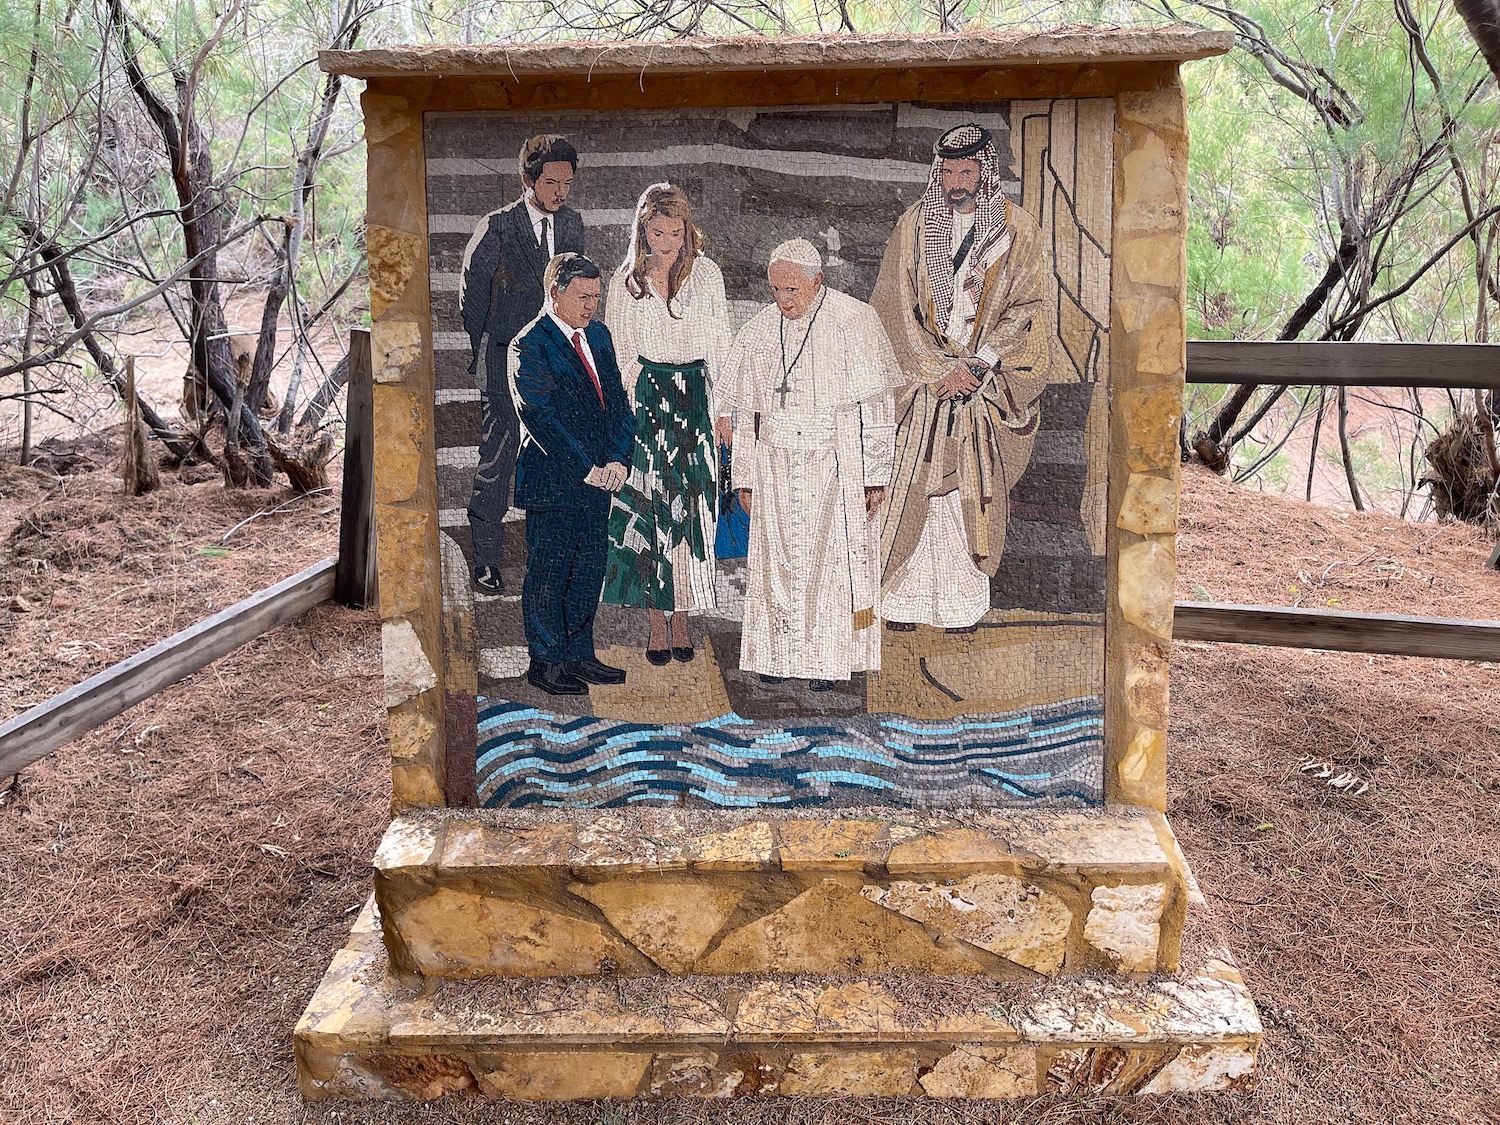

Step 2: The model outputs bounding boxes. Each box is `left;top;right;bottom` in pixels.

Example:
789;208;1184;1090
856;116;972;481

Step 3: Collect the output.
1173;602;1500;661
0;559;337;779
1186;340;1500;388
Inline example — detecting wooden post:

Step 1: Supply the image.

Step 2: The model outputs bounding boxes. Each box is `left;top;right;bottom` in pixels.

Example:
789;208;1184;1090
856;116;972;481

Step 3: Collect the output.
335;330;375;608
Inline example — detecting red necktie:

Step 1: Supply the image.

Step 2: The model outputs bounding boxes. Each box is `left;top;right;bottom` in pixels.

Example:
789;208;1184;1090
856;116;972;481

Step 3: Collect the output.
572;330;604;408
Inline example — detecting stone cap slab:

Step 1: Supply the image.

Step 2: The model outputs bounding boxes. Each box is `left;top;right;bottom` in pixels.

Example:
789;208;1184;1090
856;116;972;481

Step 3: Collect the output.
373;805;1179;880
320;27;1232;78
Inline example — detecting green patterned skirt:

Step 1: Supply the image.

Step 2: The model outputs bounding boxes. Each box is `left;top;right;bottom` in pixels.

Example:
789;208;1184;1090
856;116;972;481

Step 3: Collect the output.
602;357;718;610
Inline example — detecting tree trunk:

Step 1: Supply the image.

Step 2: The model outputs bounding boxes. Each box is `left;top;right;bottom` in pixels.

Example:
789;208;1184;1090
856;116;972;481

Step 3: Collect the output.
120;357;160;496
1192;221;1361;471
106;0;272;487
1336;386;1364;512
1455;0;1500;85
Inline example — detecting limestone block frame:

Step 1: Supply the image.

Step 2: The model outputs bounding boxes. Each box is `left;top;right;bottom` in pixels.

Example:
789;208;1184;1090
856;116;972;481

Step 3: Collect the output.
319;27;1232;815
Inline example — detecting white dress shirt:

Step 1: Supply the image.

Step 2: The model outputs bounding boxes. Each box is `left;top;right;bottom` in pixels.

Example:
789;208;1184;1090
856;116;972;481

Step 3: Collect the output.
525;197;556;259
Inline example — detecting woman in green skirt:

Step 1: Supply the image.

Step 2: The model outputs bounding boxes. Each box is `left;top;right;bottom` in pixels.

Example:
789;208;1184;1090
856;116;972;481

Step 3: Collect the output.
602;184;733;664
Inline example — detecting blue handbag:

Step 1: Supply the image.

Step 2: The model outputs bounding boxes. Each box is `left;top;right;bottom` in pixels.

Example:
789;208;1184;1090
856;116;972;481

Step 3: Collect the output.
714;441;749;560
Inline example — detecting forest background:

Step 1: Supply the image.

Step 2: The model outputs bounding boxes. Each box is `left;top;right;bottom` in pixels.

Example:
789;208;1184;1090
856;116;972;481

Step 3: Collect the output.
1;0;1499;528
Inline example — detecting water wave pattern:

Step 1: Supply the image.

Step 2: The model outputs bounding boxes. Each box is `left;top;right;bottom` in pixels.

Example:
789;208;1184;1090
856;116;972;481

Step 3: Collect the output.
475;698;1103;809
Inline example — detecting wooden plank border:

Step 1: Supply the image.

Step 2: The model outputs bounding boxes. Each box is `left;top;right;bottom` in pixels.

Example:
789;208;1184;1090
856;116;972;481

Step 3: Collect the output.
0;558;337;777
1173;600;1500;660
1186;341;1500;389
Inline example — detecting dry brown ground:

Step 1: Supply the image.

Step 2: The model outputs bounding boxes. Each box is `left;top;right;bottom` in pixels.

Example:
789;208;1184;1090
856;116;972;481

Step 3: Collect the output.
0;456;1497;1124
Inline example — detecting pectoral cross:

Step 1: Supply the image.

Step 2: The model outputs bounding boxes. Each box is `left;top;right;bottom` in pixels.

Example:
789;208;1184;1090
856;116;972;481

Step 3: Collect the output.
773;368;793;409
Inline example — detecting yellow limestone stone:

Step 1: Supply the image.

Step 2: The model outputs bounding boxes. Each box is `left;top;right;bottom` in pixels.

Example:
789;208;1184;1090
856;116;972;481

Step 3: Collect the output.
1121;383;1183;472
375;505;430;618
373;319;423;383
777;819;889;870
386;704;436;763
780;1050;918;1096
648;1054;746;1097
886;827;1022;875
689;820;775;871
1118;726;1165;786
733;979;901;1038
569;880;744;973
1116;474;1178;536
372;385;425;505
1140;1044;1256;1093
393;887;641;978
1120;233;1181;287
919;1045;1038;1097
695;879;987;976
366;226;423;315
1117;539;1176;638
474;1051;651;1100
1083;882;1167;972
862;875;1073;974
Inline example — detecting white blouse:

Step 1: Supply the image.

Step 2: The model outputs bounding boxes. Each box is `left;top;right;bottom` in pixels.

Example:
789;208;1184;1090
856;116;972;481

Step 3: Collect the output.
605;255;733;415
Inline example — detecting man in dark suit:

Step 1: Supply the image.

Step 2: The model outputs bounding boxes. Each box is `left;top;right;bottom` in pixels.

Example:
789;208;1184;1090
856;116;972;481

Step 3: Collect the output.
460;134;585;595
511;254;635;696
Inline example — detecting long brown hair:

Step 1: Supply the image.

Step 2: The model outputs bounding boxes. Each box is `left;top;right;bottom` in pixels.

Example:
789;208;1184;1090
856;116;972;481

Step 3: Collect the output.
623;184;703;318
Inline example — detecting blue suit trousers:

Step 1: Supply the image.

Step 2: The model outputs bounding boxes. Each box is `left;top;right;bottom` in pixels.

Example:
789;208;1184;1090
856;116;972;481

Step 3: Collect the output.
522;503;608;664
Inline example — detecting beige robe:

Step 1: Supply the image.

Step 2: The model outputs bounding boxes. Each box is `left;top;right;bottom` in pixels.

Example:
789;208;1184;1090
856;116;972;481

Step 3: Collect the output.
719;287;898;680
871;198;1052;624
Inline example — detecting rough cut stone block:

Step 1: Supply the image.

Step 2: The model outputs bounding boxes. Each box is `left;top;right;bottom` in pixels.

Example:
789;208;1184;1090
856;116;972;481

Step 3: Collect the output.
371;386;425;505
779;1050;919;1096
697;879;990;976
1084;882;1168;972
570;880;744;973
390;887;649;978
1140;1043;1256;1092
920;1045;1038;1097
373;320;423;383
473;1051;651;1100
366;227;423;316
777;819;890;870
381;618;437;708
863;875;1073;974
1117;538;1177;638
1116;473;1178;536
648;1054;748;1097
375;505;430;618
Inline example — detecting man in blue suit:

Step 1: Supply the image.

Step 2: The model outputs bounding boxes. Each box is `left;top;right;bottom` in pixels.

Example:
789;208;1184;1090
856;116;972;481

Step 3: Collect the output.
511;253;635;696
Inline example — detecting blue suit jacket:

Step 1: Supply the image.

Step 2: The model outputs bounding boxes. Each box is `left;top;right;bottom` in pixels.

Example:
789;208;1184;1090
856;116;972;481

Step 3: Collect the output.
511;316;635;512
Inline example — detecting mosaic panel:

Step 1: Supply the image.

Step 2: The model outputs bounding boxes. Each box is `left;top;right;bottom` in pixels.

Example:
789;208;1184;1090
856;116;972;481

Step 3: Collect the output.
423;101;1113;808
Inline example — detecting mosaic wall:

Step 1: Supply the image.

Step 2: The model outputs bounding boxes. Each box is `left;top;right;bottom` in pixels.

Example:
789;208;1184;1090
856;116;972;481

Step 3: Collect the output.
423;101;1114;809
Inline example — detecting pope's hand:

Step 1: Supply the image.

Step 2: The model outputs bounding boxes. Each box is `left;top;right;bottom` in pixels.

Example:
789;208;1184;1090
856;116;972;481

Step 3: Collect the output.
864;486;886;519
715;415;733;448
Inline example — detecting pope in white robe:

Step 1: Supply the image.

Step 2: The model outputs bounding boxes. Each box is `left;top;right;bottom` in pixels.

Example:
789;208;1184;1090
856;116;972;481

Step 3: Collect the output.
718;239;900;687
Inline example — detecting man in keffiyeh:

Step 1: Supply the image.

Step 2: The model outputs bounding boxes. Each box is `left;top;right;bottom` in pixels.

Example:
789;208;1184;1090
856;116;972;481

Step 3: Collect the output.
870;123;1052;633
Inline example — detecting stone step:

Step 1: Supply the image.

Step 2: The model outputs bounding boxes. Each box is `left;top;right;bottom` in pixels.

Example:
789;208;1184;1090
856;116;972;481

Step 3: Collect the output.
372;807;1188;981
295;896;1260;1101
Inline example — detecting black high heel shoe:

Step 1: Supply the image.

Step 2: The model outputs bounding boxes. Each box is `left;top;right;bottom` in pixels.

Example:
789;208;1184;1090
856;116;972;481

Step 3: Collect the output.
671;645;695;662
645;647;671;666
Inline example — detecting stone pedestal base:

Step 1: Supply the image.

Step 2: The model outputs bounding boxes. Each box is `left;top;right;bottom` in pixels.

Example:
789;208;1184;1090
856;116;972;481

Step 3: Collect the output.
372;807;1191;980
295;896;1260;1100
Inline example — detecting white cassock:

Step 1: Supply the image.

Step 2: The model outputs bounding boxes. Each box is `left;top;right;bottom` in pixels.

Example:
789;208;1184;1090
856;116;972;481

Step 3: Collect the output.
719;287;899;681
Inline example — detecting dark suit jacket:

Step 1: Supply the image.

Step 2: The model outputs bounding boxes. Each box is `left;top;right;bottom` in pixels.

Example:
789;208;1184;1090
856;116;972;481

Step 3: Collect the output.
511;316;635;513
460;198;585;390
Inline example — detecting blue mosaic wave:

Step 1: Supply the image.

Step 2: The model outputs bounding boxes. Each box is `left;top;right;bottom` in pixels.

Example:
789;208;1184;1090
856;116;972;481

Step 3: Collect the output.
475;699;1104;809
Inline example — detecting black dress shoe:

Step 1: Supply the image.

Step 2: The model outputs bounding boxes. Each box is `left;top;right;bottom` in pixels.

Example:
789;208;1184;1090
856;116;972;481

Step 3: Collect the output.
671;645;695;663
758;674;786;685
886;620;917;632
645;648;671;666
473;566;504;595
810;679;837;692
946;624;978;635
527;661;586;695
568;657;627;685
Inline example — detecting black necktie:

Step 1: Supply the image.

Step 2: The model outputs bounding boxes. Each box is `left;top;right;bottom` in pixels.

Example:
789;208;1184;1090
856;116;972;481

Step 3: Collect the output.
538;217;549;256
952;224;976;275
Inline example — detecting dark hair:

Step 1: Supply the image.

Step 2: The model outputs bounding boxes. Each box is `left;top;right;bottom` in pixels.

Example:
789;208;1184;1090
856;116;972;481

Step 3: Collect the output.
519;134;578;184
547;252;601;294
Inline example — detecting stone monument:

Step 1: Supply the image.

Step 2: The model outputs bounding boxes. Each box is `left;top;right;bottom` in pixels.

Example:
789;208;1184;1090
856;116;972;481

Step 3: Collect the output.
297;28;1262;1102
